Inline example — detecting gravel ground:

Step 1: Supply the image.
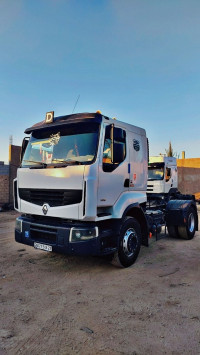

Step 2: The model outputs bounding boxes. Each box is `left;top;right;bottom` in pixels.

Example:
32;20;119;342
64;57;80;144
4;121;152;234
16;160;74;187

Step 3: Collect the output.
0;208;200;355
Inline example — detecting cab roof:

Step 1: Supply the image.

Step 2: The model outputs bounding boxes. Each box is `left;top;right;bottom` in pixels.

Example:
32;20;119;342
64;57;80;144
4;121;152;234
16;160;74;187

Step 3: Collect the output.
24;112;108;134
24;111;146;137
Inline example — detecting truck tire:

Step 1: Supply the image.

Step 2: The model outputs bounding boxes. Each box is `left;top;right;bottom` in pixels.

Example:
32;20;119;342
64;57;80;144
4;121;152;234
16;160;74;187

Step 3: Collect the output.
167;225;179;238
178;206;197;240
111;217;141;268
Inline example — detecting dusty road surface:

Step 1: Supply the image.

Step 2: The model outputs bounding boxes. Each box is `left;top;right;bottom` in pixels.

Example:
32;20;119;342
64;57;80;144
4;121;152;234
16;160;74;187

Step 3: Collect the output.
0;209;200;355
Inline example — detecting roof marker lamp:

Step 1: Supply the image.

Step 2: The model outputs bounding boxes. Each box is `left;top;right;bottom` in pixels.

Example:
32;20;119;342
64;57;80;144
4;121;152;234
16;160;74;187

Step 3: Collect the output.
70;227;98;242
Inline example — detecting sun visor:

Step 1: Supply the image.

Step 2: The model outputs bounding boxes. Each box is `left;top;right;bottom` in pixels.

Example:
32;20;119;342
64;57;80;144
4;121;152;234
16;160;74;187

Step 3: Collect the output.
24;112;104;134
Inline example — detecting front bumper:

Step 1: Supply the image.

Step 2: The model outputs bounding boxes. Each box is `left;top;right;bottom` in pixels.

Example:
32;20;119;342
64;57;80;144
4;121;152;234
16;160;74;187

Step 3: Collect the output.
15;216;102;256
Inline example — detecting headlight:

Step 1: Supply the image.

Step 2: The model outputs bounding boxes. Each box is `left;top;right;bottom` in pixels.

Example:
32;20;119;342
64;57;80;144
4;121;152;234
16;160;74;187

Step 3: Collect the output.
70;227;98;242
15;218;22;232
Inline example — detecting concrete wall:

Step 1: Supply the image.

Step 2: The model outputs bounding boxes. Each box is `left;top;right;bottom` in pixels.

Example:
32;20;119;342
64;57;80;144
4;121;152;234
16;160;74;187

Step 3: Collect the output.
0;162;9;205
177;158;200;195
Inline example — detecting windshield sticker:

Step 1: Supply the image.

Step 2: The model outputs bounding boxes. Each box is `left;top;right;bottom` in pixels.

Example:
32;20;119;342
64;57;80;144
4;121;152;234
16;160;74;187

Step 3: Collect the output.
49;132;60;146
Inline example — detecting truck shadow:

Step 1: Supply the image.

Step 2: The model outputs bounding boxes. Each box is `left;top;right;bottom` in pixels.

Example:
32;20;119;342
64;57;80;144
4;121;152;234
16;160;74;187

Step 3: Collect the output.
33;251;117;273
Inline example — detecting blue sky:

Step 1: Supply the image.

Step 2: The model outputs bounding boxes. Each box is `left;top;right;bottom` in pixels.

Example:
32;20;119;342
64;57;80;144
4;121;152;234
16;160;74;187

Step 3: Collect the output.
0;0;200;162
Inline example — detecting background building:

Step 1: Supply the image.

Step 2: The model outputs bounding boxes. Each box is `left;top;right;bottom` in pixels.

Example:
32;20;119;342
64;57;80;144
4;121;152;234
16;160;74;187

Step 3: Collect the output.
0;145;21;209
177;158;200;199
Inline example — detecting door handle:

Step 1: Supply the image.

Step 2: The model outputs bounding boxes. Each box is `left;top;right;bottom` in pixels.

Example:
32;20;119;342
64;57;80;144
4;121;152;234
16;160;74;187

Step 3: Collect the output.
124;179;129;187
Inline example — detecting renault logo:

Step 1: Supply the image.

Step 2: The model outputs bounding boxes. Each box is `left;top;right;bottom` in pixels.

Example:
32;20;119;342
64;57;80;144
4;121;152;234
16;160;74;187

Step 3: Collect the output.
42;204;49;215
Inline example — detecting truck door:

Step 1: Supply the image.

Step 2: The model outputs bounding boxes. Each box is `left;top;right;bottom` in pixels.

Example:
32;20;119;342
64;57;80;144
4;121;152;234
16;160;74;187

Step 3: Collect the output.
171;166;178;189
164;165;178;193
97;124;129;209
128;132;147;191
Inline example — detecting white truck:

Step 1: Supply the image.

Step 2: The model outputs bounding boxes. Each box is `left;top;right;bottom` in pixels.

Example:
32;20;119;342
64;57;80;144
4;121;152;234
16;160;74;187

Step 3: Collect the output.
14;111;198;267
147;156;178;195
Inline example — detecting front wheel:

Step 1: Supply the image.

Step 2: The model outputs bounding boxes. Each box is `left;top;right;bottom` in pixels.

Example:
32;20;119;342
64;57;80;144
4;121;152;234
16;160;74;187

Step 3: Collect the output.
111;217;142;268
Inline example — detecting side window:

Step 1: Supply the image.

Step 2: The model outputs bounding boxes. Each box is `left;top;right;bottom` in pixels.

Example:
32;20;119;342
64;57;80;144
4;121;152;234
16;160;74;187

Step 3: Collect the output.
103;138;112;164
102;125;126;172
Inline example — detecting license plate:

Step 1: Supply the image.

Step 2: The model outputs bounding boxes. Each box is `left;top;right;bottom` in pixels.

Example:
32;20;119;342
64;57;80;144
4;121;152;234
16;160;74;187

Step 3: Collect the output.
34;242;52;252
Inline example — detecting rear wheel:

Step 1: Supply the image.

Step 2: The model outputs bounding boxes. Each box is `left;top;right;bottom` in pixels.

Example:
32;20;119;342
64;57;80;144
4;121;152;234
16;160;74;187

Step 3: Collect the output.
111;217;141;268
178;207;197;240
167;225;179;238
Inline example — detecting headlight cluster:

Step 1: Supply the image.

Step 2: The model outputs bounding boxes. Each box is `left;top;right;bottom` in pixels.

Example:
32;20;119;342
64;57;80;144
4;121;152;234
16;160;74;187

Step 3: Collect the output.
70;227;98;242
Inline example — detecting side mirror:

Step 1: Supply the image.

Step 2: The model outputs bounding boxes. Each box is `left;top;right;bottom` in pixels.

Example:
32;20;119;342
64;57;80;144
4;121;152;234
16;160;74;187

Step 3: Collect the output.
107;125;125;141
165;167;171;182
113;127;125;141
20;137;29;162
113;143;124;164
110;125;125;164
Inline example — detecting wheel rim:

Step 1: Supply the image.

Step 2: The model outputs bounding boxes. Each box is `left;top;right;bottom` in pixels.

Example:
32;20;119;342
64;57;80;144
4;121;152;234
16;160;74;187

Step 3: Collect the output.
123;228;138;257
188;213;195;233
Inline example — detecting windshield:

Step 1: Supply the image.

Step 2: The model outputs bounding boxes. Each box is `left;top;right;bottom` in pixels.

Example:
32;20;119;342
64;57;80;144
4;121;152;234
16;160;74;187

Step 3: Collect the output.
22;123;99;168
148;167;164;180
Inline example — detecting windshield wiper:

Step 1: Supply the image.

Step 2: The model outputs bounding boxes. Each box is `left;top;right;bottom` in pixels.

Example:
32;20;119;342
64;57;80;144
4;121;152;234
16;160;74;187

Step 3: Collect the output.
22;160;47;168
64;160;83;165
51;159;83;167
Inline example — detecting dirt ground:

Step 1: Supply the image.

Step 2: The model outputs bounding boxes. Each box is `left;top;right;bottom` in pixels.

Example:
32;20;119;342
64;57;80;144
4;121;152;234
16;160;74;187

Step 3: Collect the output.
0;209;200;355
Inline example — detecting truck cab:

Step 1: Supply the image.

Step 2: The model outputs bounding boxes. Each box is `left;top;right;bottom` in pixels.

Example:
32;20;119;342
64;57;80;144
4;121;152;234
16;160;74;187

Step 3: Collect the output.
14;111;149;267
147;156;178;195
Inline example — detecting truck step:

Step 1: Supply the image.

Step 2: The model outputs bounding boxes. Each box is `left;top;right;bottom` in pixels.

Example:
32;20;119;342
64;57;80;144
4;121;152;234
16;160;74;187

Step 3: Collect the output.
97;212;112;217
101;247;117;255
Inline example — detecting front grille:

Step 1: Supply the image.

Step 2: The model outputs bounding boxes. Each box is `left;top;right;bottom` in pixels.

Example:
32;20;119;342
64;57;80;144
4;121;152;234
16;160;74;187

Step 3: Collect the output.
30;227;57;243
147;184;153;191
19;188;82;207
